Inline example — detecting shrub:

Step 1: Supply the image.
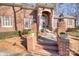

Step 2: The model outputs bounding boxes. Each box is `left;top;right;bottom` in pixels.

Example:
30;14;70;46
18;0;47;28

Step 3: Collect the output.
0;31;19;40
22;29;29;34
22;29;33;35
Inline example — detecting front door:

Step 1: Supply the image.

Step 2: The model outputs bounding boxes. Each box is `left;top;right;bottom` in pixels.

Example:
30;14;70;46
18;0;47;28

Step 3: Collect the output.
24;17;30;29
41;15;48;29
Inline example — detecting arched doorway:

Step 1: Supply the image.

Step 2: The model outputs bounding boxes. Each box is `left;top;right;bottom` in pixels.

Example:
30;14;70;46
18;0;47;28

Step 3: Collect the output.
41;11;51;30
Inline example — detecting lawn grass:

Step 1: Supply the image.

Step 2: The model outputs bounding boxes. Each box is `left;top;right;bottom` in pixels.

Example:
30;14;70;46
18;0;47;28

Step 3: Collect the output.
0;29;34;40
0;31;19;40
75;31;79;37
67;29;79;37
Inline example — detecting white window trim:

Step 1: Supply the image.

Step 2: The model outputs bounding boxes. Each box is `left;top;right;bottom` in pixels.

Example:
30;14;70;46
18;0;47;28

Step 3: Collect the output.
1;16;13;28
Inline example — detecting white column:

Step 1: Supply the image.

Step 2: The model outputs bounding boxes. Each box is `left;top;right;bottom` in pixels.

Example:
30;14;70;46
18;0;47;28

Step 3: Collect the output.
37;8;43;31
51;9;55;31
39;14;42;30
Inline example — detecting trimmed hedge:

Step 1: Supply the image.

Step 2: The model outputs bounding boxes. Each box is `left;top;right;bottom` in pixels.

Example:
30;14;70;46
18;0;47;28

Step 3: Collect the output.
0;31;19;39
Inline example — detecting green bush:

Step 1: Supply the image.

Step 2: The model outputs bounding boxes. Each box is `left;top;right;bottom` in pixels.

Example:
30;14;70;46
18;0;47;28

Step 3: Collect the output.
22;29;33;35
27;30;33;35
22;29;29;34
0;31;19;40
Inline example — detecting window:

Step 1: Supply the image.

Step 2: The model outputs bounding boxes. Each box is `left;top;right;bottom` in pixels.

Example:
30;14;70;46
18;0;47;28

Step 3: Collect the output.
68;19;74;28
32;16;36;23
68;19;73;25
1;16;13;27
24;17;30;29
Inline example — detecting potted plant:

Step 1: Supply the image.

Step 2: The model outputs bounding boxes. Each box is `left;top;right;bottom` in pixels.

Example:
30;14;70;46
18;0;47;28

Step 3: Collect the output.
26;29;35;51
22;29;34;36
60;32;68;39
27;29;34;36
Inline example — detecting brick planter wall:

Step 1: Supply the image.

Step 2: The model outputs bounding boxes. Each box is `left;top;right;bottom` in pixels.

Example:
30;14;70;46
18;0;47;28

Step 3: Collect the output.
58;37;69;56
26;35;36;52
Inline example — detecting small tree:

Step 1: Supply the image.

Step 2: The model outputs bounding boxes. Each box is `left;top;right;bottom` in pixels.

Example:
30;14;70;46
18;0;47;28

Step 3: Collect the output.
12;5;17;31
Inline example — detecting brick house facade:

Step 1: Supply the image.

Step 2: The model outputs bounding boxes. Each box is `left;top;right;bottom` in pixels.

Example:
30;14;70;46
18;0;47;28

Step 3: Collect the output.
53;15;76;32
0;3;76;32
0;6;35;32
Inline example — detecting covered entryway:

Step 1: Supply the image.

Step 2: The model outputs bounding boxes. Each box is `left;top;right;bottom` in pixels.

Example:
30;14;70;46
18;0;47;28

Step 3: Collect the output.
39;11;52;32
36;9;59;55
37;7;53;33
41;11;50;30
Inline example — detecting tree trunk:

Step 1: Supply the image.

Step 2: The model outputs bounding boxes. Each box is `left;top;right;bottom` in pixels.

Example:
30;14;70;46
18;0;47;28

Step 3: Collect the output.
36;10;39;40
12;6;17;31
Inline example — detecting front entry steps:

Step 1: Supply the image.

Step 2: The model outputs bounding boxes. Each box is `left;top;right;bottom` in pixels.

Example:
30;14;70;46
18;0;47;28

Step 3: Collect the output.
35;40;59;56
38;36;57;46
34;35;59;56
34;47;59;56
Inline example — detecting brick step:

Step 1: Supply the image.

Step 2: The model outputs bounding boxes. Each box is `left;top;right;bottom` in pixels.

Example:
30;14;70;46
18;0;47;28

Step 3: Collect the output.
36;44;58;51
37;36;59;55
35;46;59;56
38;42;57;46
38;37;57;46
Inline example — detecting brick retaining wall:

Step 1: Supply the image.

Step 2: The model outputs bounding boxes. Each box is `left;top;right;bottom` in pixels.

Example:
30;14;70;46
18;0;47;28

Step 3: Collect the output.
58;37;69;56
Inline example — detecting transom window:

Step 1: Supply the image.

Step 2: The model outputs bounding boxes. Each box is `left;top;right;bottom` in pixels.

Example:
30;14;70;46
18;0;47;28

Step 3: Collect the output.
1;16;13;27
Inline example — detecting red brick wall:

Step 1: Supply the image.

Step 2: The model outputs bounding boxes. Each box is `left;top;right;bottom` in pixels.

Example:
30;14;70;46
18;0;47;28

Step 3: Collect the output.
0;6;15;32
0;6;35;32
58;20;67;33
